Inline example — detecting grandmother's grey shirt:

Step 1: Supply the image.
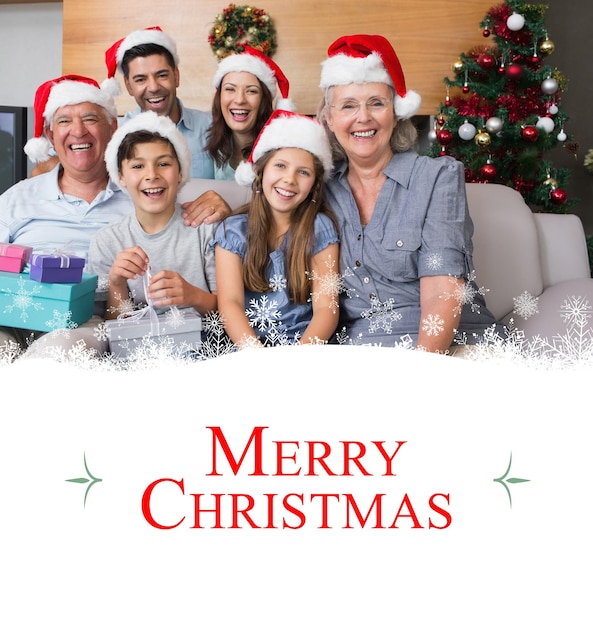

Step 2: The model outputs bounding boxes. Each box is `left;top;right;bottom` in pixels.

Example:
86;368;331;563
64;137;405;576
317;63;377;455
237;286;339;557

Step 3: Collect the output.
324;150;502;346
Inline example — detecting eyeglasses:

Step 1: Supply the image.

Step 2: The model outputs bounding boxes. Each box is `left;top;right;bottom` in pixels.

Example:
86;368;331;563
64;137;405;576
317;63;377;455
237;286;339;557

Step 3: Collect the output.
329;97;393;118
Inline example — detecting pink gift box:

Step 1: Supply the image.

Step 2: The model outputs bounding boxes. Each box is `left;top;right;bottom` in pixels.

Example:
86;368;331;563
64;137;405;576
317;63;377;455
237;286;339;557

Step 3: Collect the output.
29;253;85;284
0;243;33;273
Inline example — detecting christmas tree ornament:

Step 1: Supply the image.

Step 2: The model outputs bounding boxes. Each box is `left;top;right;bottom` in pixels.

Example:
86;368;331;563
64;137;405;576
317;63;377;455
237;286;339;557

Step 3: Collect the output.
542;176;558;188
444;88;451;106
427;126;437;142
506;63;523;81
483;28;491;37
452;59;464;73
462;69;470;93
541;77;559;94
480;159;497;181
539;38;555;55
436;129;453;146
437;115;445;126
474;130;491;147
557;129;567;142
521;126;539;142
548;103;559;115
550;188;567;205
477;53;496;70
536;116;555;134
506;12;525;31
485;116;503;134
458;120;477;140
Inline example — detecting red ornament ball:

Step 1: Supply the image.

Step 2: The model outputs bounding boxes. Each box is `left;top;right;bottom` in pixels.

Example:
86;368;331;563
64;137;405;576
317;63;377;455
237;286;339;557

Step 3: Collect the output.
480;163;497;181
462;85;470;94
550;188;567;205
436;129;453;146
482;28;491;37
522;126;539;142
505;63;523;81
477;53;496;70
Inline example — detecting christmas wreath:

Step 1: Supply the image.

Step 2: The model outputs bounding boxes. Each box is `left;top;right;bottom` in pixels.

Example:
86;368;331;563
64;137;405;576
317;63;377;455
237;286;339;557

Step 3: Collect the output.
208;4;277;59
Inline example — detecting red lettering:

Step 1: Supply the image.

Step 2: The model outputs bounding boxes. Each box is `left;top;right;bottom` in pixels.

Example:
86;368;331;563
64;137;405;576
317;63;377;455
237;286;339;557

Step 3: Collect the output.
373;441;407;476
282;493;306;529
307;441;336;476
344;493;385;528
141;478;185;530
388;493;424;528
274;441;300;476
341;441;372;476
190;493;225;528
206;425;268;476
428;493;452;529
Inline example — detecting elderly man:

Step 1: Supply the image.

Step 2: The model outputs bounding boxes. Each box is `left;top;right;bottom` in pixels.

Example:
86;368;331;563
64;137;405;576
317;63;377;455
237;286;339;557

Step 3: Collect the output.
0;74;132;358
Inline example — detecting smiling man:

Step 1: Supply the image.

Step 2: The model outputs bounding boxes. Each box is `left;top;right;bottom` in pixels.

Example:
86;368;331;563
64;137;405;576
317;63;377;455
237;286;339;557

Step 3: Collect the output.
0;74;133;358
104;26;215;179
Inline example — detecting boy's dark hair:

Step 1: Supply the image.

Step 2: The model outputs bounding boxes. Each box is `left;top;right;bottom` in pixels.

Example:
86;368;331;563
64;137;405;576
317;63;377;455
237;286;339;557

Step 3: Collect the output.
117;130;179;171
121;43;176;78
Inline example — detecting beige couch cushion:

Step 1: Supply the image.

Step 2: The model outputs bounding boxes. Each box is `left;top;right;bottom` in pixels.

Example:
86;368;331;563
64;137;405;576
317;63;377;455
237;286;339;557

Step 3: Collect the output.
466;183;544;321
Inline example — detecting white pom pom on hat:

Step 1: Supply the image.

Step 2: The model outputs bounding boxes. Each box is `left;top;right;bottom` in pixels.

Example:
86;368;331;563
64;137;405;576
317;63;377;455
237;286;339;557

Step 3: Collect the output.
235;109;333;187
319;34;421;120
213;45;296;112
24;74;117;164
101;26;179;97
104;110;192;187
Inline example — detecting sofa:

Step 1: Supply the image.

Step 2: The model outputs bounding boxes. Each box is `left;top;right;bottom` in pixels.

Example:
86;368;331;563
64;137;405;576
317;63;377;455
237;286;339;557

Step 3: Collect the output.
179;178;593;343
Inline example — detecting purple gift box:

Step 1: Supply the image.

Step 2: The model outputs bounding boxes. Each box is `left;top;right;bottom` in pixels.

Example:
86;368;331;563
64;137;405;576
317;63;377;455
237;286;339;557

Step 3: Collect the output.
0;243;33;273
29;253;85;284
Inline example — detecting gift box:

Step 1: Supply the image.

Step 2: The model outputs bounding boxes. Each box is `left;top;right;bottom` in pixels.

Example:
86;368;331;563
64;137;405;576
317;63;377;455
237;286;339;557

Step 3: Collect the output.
0;270;98;332
105;307;202;359
0;243;33;273
29;253;85;284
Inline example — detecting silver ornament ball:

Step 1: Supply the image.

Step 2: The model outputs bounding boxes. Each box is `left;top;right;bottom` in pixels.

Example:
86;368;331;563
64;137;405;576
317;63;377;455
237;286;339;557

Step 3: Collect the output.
485;116;503;134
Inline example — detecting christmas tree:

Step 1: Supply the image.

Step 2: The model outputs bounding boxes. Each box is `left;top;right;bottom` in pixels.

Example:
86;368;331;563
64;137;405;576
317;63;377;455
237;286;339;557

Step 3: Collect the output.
426;0;574;213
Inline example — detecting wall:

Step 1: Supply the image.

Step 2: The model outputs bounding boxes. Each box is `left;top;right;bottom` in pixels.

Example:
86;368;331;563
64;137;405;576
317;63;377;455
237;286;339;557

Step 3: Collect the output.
0;3;63;107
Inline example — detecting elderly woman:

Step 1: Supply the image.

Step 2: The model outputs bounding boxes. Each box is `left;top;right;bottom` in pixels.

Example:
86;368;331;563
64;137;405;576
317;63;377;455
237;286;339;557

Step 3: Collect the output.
318;34;502;353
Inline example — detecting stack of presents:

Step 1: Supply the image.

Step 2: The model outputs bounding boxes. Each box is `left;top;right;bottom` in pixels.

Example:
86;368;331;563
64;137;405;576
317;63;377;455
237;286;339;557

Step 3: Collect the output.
0;244;201;358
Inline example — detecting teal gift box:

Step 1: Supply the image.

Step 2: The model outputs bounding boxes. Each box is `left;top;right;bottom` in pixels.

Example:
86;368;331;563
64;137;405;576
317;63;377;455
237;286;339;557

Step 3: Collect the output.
0;270;98;332
105;306;202;359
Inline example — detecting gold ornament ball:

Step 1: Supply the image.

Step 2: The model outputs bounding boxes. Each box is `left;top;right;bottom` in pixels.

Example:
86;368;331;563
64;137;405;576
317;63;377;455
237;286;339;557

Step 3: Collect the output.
452;59;464;73
543;177;558;188
474;131;491;147
539;39;555;55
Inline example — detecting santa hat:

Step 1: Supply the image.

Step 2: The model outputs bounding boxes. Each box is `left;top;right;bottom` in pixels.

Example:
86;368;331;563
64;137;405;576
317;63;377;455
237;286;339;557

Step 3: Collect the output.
212;45;295;111
24;74;117;164
319;34;421;120
104;110;191;187
235;110;332;186
102;26;179;96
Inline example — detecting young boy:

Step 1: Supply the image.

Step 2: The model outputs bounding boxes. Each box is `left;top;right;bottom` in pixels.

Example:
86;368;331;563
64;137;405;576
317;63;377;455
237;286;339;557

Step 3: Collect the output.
88;111;216;329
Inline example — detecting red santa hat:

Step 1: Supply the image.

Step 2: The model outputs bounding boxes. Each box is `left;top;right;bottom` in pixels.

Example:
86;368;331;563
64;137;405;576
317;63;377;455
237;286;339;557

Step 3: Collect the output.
235;109;332;187
102;26;179;96
212;45;295;111
24;74;117;164
319;34;421;120
104;110;191;187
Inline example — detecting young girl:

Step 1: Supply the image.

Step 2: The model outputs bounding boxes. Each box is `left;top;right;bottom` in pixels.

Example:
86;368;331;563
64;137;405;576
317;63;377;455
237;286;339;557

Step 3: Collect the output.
88;110;217;321
214;109;339;347
206;45;295;181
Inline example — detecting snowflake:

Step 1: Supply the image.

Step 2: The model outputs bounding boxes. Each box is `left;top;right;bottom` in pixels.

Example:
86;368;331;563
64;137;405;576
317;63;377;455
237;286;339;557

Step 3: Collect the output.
0;339;24;364
163;306;186;329
269;273;287;292
94;322;109;342
194;311;236;360
246;294;282;332
360;297;402;334
2;275;44;322
513;291;539;320
307;254;341;314
425;252;444;272
107;291;136;317
442;271;489;316
44;309;79;332
422;313;445;336
560;295;591;328
97;275;110;292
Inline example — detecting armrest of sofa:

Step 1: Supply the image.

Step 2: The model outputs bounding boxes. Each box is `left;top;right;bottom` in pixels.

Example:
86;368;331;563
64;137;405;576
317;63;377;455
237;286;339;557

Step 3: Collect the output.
533;213;591;288
176;178;252;211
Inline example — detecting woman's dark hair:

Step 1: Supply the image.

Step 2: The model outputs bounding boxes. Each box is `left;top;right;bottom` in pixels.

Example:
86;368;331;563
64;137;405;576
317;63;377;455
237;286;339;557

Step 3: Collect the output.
205;78;274;169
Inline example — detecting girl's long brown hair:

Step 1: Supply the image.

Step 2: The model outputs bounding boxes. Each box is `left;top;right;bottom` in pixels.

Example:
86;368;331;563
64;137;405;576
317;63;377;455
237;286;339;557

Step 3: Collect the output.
235;150;336;305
